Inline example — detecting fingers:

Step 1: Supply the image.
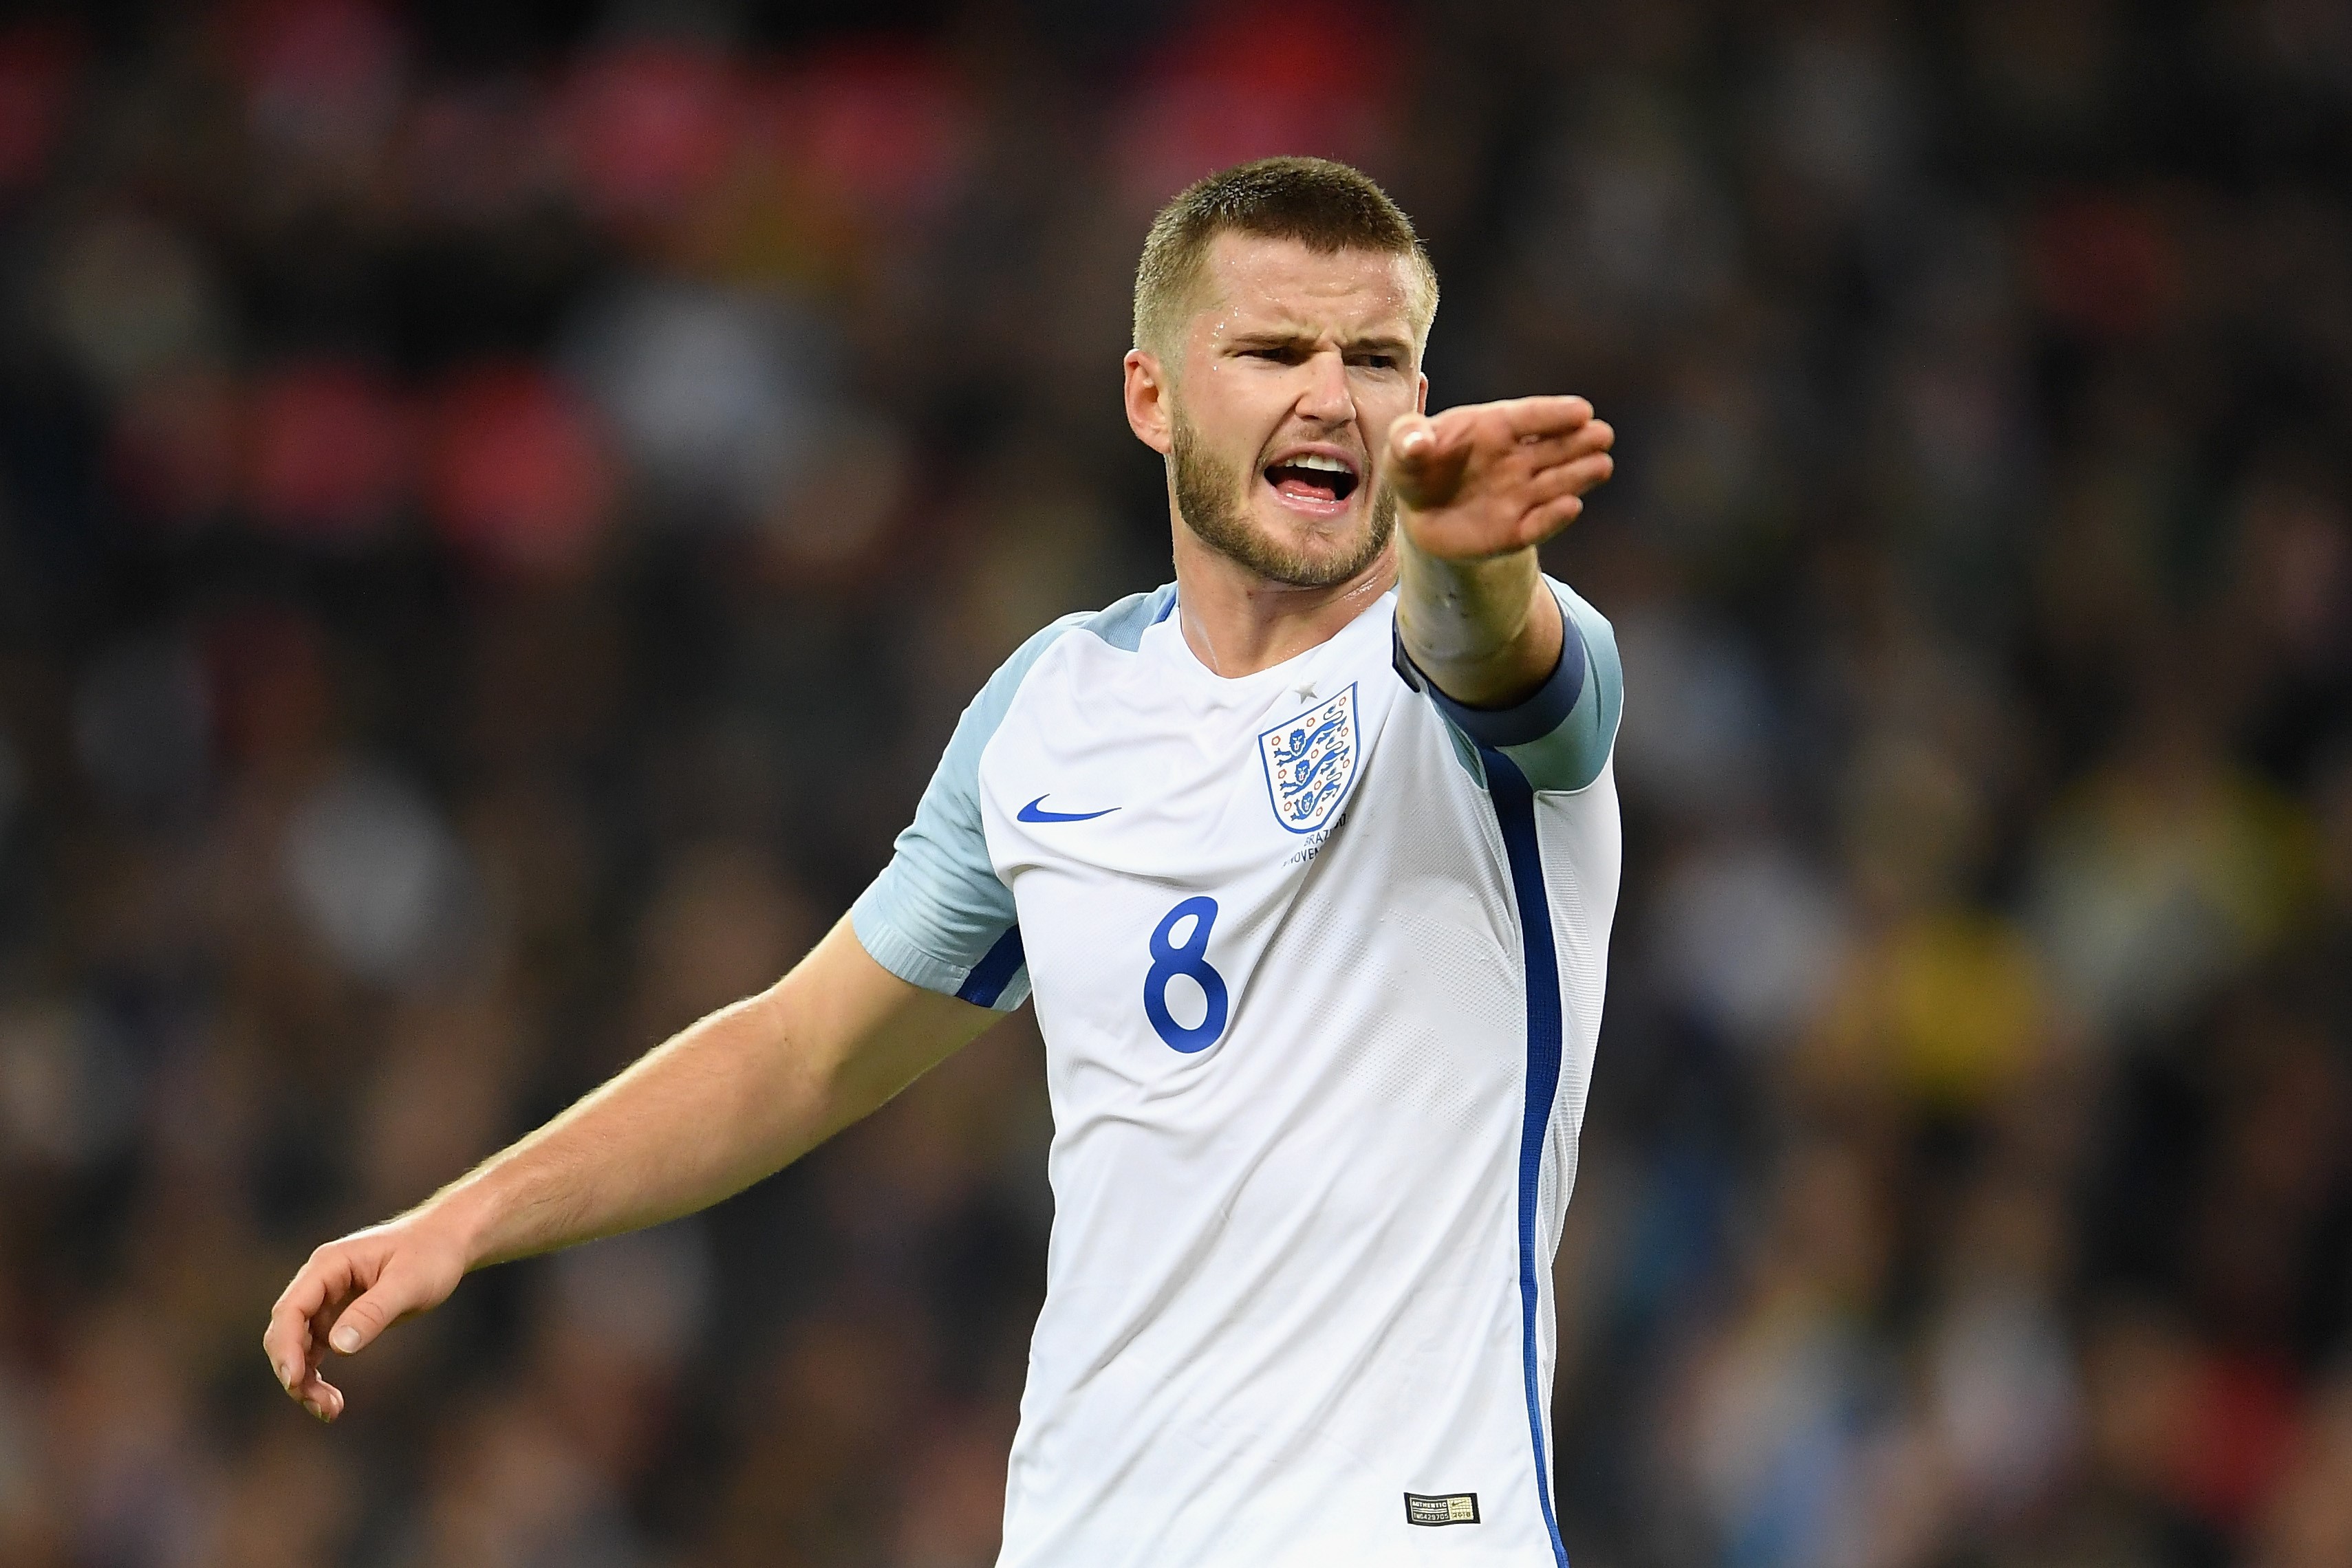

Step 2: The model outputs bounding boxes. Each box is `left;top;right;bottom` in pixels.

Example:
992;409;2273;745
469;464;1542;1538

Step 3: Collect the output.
1390;398;1613;544
263;1235;407;1424
1387;411;1467;469
1522;450;1617;506
320;1276;413;1358
266;1250;354;1421
1511;418;1615;473
283;1284;374;1422
1497;395;1593;439
1415;396;1599;448
1421;403;1608;484
1396;402;1606;469
264;1221;471;1426
1386;412;1475;510
1506;443;1615;549
1515;493;1588;547
262;1306;346;1423
292;1355;346;1423
265;1248;352;1386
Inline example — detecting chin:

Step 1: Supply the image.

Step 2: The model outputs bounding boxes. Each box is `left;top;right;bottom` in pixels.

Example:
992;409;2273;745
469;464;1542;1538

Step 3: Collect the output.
1170;417;1393;587
1224;494;1392;589
1253;498;1366;554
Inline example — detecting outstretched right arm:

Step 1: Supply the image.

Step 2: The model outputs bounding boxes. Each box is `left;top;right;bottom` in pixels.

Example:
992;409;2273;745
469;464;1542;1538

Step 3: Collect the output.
262;917;995;1422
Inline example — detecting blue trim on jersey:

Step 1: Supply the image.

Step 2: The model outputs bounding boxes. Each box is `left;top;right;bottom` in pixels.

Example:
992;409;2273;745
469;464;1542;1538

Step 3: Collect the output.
956;925;1026;1006
1480;743;1572;1568
1392;580;1620;794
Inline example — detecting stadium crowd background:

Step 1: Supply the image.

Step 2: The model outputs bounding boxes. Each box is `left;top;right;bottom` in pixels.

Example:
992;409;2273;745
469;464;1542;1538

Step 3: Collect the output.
0;1;2348;1564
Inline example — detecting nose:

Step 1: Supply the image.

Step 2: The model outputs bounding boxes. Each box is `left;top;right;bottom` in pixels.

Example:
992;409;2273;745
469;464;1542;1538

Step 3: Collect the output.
1295;347;1352;425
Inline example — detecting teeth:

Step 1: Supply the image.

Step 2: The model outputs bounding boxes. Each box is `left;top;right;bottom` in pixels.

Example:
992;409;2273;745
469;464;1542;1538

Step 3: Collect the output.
1287;454;1350;474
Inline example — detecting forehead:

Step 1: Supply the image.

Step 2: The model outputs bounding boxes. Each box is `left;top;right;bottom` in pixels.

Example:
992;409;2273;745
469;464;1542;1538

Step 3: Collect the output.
1189;232;1421;342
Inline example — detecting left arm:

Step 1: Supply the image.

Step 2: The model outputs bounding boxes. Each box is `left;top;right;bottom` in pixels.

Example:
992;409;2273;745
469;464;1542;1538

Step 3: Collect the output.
1387;396;1615;708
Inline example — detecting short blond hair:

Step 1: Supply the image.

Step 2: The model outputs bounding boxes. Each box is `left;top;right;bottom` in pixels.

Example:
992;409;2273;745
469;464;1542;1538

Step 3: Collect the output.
1132;156;1439;358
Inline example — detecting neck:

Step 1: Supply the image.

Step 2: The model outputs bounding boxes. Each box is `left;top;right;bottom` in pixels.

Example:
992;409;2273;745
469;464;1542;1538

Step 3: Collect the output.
1169;524;1398;678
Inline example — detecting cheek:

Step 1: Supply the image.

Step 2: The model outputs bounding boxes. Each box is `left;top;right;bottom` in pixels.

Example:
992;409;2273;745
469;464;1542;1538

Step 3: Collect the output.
1189;369;1291;449
1357;381;1420;444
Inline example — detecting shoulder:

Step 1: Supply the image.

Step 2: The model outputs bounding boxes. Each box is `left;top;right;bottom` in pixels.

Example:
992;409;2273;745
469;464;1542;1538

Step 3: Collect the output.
1551;578;1621;710
1068;582;1178;653
1522;576;1622;796
953;582;1178;752
1553;578;1616;660
986;582;1176;691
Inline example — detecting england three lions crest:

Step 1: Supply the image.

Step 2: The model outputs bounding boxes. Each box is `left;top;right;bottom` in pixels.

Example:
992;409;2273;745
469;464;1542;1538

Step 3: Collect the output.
1258;683;1361;834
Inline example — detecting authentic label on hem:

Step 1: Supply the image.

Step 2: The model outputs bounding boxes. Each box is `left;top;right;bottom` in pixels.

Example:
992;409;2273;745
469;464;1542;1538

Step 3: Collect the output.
1404;1492;1480;1527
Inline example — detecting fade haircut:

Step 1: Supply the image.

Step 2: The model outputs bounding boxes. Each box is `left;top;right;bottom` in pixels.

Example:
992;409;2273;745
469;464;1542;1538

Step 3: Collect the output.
1132;155;1438;360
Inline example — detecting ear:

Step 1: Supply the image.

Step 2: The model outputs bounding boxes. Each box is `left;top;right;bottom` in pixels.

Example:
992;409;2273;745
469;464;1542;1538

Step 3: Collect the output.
1415;369;1429;415
1125;349;1174;455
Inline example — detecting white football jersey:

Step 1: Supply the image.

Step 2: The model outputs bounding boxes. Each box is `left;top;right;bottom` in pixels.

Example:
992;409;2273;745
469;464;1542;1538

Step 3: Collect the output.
852;578;1623;1568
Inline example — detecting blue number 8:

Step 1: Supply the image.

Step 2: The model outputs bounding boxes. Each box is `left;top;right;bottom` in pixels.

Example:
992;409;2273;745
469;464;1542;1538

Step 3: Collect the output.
1143;896;1229;1053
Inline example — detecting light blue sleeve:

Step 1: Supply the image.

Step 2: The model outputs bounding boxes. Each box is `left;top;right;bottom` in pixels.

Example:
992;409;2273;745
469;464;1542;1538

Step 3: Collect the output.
850;617;1077;1012
848;585;1176;1011
1398;577;1623;794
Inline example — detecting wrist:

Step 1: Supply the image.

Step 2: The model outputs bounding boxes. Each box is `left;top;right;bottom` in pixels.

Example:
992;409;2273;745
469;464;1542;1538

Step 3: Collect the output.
411;1172;506;1273
1396;552;1558;705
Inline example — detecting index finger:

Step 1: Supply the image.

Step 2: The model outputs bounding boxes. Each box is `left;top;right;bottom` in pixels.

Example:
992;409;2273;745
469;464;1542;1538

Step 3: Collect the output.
1498;395;1594;439
264;1251;354;1383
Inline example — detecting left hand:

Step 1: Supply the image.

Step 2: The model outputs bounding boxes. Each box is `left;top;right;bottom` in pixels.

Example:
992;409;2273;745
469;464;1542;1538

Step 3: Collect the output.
1385;396;1615;561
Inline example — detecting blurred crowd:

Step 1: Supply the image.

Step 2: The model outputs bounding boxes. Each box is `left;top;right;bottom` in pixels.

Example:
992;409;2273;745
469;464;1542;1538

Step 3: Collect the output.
0;1;2347;1565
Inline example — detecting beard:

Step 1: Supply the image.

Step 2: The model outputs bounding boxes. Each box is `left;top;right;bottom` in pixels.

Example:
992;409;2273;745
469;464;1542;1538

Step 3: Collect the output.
1170;409;1395;589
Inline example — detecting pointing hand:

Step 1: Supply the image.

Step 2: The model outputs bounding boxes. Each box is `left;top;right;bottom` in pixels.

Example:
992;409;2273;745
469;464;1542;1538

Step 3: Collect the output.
1386;396;1615;561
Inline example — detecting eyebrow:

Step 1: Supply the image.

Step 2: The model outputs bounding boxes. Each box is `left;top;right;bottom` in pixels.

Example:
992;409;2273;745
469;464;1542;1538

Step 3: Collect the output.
1224;326;1416;357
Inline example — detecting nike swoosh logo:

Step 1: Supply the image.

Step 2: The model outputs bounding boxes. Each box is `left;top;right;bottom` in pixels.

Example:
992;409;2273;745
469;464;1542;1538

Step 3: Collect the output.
1018;795;1119;823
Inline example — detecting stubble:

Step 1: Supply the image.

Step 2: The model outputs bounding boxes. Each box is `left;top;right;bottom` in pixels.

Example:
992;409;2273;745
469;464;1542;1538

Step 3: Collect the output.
1169;409;1395;590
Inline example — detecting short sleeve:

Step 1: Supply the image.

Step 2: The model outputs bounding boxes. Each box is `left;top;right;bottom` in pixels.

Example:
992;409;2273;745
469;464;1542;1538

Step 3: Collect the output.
1395;577;1623;794
850;617;1077;1011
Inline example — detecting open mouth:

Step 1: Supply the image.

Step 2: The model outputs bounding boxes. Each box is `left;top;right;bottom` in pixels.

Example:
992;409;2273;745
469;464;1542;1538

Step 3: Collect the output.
1264;453;1361;508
